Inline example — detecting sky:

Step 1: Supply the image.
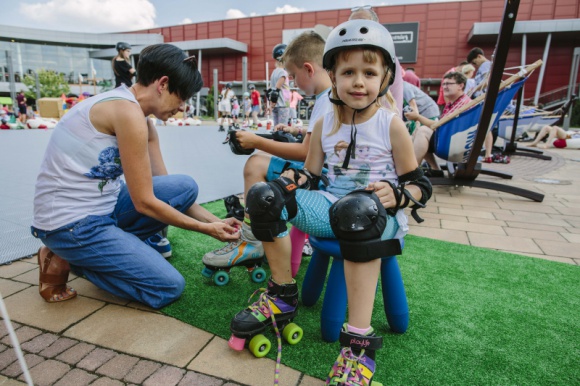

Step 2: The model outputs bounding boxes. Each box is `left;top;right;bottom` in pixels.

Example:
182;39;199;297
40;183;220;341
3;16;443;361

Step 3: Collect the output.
2;0;452;33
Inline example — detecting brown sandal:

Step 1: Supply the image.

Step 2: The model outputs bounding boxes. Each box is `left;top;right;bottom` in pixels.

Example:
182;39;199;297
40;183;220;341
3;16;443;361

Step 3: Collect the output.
38;247;77;303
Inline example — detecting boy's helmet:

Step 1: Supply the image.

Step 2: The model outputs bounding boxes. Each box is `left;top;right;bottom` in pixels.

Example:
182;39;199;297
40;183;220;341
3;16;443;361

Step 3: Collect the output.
226;82;233;88
249;84;256;90
272;44;287;61
323;19;396;86
116;42;131;51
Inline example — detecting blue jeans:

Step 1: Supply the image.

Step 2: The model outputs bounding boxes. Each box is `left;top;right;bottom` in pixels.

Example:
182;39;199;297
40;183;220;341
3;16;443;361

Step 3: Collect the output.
31;174;198;309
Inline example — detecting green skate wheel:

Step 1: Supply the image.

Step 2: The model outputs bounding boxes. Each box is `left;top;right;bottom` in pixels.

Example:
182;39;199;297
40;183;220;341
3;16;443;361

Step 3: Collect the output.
213;271;230;286
249;334;271;358
251;267;266;283
282;323;303;345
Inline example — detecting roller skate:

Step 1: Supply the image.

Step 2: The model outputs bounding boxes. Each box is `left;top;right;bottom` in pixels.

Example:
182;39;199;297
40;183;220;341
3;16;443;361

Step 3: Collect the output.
201;223;266;286
326;325;383;386
228;278;303;385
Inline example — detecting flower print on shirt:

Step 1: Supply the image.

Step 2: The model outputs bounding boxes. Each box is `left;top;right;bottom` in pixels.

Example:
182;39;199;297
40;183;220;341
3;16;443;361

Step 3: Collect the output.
84;146;123;192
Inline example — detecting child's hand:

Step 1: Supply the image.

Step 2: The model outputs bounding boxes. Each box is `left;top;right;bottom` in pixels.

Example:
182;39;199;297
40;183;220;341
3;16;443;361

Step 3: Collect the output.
404;108;419;121
276;124;298;136
367;181;397;209
236;131;260;148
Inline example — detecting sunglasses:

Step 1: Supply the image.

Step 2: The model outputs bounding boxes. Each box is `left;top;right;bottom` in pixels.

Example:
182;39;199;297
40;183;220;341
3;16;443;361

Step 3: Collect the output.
351;5;372;12
183;55;198;70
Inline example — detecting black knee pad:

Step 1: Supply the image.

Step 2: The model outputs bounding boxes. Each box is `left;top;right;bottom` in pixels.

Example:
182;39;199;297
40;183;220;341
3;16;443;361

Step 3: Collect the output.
329;189;401;262
245;177;298;241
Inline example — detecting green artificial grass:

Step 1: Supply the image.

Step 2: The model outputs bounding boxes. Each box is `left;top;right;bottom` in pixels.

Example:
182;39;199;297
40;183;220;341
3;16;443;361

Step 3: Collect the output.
162;200;580;385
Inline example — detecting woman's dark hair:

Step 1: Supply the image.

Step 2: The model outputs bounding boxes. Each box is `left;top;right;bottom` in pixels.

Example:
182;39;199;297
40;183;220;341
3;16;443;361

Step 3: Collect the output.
137;44;203;100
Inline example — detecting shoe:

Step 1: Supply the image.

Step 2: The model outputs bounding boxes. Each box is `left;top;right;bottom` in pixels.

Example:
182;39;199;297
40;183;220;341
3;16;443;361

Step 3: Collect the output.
38;247;77;303
302;238;313;256
203;224;264;268
145;233;172;258
492;154;510;164
482;156;493;163
218;125;225;132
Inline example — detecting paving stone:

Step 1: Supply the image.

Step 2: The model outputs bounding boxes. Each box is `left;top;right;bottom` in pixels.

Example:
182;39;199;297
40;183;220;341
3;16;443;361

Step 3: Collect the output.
0;343;7;353
22;359;70;386
2;353;43;377
0;278;30;297
143;364;185;386
76;347;116;372
53;368;97;386
0;348;17;371
123;359;161;384
177;371;223;386
39;337;78;358
96;353;139;380
90;377;124;386
0;323;20;340
20;333;58;353
55;342;95;365
1;326;42;346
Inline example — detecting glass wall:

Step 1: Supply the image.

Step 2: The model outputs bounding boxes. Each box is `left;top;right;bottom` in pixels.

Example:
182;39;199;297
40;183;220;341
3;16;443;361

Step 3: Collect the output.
0;41;113;84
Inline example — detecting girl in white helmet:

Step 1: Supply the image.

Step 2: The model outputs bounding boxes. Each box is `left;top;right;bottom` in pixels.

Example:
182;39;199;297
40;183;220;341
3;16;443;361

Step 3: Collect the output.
233;19;431;385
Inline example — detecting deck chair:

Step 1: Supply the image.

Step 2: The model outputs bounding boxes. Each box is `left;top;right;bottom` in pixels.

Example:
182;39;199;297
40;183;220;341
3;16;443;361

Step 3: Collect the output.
500;93;578;160
427;0;544;202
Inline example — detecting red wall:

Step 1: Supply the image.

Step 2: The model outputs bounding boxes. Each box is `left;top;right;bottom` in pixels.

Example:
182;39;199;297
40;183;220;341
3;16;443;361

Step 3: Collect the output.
136;0;580;99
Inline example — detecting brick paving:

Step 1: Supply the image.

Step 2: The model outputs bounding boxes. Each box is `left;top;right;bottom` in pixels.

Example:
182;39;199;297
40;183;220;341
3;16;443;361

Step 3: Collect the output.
0;145;578;385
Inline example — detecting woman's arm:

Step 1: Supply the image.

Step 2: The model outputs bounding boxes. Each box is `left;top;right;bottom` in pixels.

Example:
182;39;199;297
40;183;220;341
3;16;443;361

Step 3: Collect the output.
111;102;239;241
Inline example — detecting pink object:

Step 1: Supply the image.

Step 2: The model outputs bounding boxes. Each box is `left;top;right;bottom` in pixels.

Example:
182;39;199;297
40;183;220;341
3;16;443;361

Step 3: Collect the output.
228;335;245;351
290;227;307;277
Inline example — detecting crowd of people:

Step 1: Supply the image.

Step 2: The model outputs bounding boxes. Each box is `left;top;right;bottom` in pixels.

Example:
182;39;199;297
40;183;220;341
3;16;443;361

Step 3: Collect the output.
27;5;576;386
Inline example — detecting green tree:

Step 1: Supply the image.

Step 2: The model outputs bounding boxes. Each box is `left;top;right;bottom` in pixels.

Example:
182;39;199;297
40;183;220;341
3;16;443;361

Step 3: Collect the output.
206;85;215;118
23;69;70;99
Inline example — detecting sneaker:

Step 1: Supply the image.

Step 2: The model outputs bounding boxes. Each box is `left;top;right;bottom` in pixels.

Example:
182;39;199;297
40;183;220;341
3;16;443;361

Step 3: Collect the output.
302;238;313;256
492;154;511;164
203;224;264;268
145;233;172;258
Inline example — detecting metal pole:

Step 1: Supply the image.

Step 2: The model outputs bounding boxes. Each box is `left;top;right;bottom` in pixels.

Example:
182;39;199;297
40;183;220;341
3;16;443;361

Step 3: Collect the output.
196;49;202;117
521;33;526;105
563;47;580;129
35;72;41;110
213;68;219;121
242;56;248;94
5;51;17;112
533;33;551;106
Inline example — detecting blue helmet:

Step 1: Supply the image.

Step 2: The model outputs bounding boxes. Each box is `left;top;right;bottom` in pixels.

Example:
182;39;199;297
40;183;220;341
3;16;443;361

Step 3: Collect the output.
116;42;131;51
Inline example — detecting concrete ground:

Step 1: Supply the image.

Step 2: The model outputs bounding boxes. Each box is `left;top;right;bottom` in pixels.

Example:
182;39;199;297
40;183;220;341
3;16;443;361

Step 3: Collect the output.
0;144;578;386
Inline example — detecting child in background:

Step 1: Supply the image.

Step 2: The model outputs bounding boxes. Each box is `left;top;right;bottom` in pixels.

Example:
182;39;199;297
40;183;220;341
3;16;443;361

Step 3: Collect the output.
231;96;240;128
230;20;431;384
202;30;333;282
242;92;251;127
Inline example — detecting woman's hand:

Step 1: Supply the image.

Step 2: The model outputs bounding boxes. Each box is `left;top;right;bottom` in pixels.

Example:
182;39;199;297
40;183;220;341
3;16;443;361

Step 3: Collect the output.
367;181;397;209
204;221;241;242
222;217;243;229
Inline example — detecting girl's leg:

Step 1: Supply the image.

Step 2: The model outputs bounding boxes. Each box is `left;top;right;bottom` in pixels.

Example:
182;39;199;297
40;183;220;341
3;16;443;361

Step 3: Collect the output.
344;259;382;329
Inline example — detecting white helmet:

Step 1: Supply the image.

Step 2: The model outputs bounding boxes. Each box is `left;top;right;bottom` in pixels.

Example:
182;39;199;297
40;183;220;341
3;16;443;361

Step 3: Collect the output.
323;19;396;86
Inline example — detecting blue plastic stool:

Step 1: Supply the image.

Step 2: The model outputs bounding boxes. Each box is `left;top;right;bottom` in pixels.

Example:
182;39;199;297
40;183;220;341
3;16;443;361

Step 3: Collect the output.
301;236;409;342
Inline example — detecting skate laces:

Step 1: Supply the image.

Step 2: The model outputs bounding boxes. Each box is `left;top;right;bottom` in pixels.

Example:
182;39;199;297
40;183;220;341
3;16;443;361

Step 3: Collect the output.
247;288;284;385
215;239;243;254
327;347;369;386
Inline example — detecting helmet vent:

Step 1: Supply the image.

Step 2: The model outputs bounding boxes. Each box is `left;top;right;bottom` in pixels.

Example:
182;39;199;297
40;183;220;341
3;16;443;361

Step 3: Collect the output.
360;27;369;34
339;29;347;36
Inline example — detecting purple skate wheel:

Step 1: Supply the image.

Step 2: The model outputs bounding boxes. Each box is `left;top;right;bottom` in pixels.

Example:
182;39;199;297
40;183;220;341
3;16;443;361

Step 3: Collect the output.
228;335;245;351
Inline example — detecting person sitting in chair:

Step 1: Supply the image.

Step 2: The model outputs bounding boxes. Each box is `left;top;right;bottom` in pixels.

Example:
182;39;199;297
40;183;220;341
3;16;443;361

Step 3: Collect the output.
406;71;471;173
